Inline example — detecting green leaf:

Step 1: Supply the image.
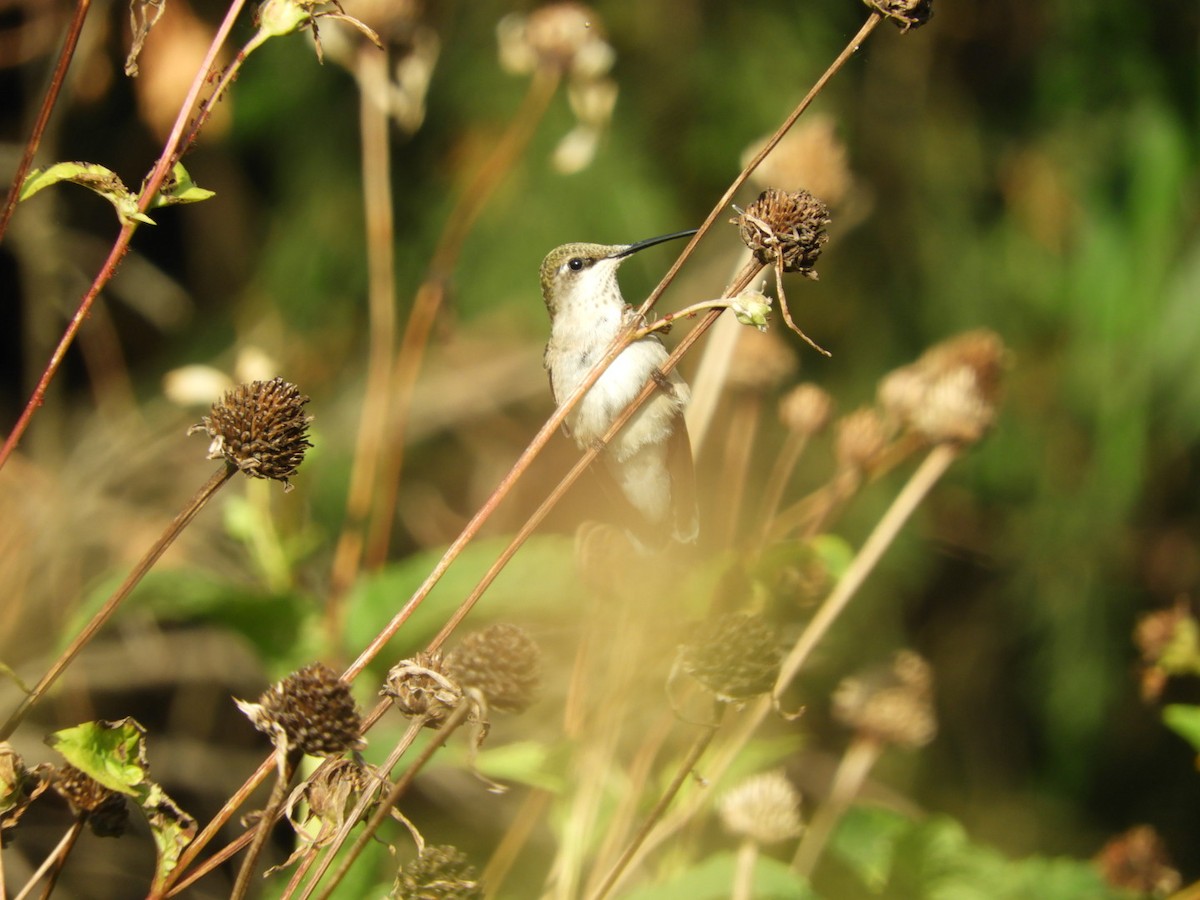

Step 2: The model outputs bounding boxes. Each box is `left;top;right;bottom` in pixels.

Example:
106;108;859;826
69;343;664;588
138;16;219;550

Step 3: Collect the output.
622;852;814;900
47;718;149;795
150;162;216;208
47;719;196;891
829;805;910;890
20;161;156;226
472;740;565;793
1163;704;1200;753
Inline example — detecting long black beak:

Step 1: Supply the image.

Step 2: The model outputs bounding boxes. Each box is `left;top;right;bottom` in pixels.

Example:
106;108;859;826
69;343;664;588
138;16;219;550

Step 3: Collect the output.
613;228;699;259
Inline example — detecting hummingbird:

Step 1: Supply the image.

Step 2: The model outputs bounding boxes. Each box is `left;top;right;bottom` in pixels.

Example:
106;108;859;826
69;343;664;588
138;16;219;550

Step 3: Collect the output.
540;229;699;546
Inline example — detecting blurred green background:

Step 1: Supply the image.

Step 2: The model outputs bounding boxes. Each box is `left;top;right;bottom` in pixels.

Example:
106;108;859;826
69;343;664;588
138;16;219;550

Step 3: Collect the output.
3;0;1200;896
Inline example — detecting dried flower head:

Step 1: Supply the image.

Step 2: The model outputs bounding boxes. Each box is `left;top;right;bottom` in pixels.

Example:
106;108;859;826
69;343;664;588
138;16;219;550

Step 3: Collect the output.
779;383;833;436
864;0;933;32
832;650;937;748
1134;599;1200;701
878;330;1006;446
678;613;781;702
1094;825;1181;896
189;377;313;491
834;407;889;475
383;650;464;727
735;188;830;280
283;758;372;858
743;116;852;207
239;663;363;757
391;844;483;899
52;765;130;837
497;3;611;77
719;769;804;845
446;624;541;715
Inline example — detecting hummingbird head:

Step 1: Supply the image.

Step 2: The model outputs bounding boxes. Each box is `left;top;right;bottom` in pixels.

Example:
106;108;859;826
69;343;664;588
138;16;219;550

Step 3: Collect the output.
539;229;698;319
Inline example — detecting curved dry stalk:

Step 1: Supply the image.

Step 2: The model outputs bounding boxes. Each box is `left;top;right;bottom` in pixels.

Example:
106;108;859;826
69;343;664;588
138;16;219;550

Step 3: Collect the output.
0;0;250;471
364;67;561;569
0;464;237;741
12;818;83;900
0;0;93;247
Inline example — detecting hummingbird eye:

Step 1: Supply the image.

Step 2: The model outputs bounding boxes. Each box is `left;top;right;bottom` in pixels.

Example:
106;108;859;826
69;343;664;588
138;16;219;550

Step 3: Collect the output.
567;258;585;272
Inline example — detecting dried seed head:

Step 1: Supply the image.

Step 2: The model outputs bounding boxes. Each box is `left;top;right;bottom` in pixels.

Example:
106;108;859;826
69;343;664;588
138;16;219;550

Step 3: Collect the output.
446;624;541;715
832;650;937;748
1;745;45;847
1134;600;1200;701
497;3;612;78
734;188;831;279
778;383;833;436
834;407;889;475
726;328;798;392
864;0;933;32
678;613;781;702
189;377;313;491
743;116;853;207
1094;825;1181;896
719;769;804;845
240;663;363;757
391;844;483;899
52;765;130;837
383;650;464;727
878;330;1006;446
287;758;371;847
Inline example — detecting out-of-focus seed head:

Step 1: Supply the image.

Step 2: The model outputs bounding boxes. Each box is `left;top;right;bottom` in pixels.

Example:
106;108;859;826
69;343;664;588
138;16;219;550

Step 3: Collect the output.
1;747;47;847
1094;825;1181;897
878;330;1006;446
719;769;804;845
726;328;798;393
778;383;833;436
497;3;611;77
863;0;933;32
383;650;464;727
832;650;937;748
834;407;889;475
678;613;782;703
446;624;541;715
743;116;853;207
1134;600;1200;701
189;377;313;491
391;844;483;899
734;188;831;280
239;663;363;757
52;765;130;837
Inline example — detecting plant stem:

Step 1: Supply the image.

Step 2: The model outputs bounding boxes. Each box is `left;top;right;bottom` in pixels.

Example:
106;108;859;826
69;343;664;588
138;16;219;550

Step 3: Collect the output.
0;464;236;741
792;734;882;878
230;750;300;900
732;838;759;900
12;818;82;900
772;443;960;702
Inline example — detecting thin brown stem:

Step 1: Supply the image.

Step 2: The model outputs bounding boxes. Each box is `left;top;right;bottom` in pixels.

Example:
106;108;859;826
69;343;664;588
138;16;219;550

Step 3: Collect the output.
792;734;882;878
0;464;236;741
0;0;92;247
230;751;299;900
754;431;810;548
719;395;762;547
365;68;561;568
12;818;83;900
0;0;249;472
313;701;474;900
587;707;723;900
772;443;959;702
323;44;399;648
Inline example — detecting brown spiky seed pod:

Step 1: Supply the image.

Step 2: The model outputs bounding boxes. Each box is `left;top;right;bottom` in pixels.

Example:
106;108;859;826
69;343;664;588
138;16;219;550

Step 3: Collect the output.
391;844;483;900
863;0;933;32
1094;825;1182;896
834;407;889;475
190;377;312;491
878;330;1006;446
446;624;541;714
383;650;464;727
250;663;363;756
779;383;833;435
734;188;831;279
832;650;936;748
678;613;781;702
52;765;130;838
719;769;804;845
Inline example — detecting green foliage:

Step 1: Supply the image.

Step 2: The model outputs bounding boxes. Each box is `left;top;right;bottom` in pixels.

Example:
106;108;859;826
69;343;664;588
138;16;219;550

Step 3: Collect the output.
20;161;212;226
1162;704;1200;755
622;852;814;900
